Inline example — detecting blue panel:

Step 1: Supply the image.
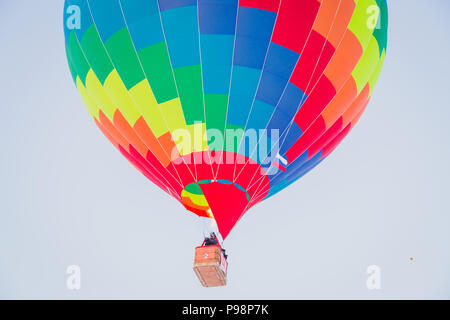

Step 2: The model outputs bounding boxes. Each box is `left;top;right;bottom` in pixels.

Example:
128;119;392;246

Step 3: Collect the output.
265;179;289;199
226;66;261;126
198;0;238;35
263;43;299;79
279;123;303;155
88;0;126;42
121;0;164;51
158;0;196;11
285;152;323;184
264;152;324;202
160;6;200;68
227;96;254;127
233;7;277;68
64;0;93;41
285;151;309;175
240;101;276;162
269;172;287;188
255;73;289;107
255;43;299;106
269;151;309;186
259;133;279;166
217;179;233;184
234;36;269;69
266;109;290;136
246;100;274;131
238;132;275;164
236;7;276;38
200;35;234;94
120;0;159;23
278;82;306;116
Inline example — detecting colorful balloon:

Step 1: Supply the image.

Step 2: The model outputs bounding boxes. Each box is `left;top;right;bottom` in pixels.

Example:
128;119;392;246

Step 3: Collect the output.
64;0;388;240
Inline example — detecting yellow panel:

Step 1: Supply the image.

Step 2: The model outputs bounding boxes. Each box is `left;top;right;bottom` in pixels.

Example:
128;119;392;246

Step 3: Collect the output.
348;0;378;49
85;69;116;121
129;79;167;138
187;122;208;153
76;76;99;119
181;190;209;207
352;36;380;93
103;69;141;126
159;98;187;133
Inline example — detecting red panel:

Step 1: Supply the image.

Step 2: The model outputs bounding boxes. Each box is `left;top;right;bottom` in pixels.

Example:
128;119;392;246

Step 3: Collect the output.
308;117;343;158
215;152;238;182
167;157;196;188
290;31;335;93
200;182;250;239
239;0;280;12
271;0;320;53
194;160;215;182
146;147;183;194
286;117;326;163
182;202;210;218
204;150;223;179
321;123;351;158
234;158;262;189
294;76;336;132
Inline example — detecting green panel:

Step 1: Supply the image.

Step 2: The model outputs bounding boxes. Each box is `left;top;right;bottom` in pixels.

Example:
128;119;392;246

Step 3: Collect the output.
138;42;178;103
184;182;203;195
224;123;245;153
373;0;388;54
173;65;205;125
65;48;78;83
80;25;114;85
104;27;145;90
204;94;228;150
67;32;90;84
205;94;228;131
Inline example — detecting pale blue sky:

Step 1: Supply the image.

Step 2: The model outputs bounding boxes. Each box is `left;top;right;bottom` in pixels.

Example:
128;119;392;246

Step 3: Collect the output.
0;1;449;299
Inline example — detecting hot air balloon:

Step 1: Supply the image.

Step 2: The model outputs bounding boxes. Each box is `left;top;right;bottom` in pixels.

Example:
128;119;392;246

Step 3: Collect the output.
64;0;388;287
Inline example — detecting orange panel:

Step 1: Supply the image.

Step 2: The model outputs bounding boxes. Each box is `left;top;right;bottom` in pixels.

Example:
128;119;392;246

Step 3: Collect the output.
312;0;341;39
350;100;370;128
327;0;356;48
113;110;148;158
133;117;171;167
94;117;119;149
324;31;362;89
342;83;370;126
98;110;129;152
158;131;180;161
321;77;357;128
181;197;210;215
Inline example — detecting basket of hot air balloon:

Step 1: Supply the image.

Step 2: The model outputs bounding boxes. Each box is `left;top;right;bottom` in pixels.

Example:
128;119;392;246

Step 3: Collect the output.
193;233;228;287
63;0;388;287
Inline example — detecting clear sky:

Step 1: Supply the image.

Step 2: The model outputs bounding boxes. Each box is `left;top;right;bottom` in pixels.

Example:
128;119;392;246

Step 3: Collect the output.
0;1;449;299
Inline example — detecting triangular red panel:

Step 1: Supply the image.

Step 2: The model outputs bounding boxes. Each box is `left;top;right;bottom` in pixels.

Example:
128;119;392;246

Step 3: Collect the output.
199;182;249;239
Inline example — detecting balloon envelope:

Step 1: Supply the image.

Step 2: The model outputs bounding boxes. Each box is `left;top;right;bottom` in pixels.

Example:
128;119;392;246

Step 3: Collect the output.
64;0;388;239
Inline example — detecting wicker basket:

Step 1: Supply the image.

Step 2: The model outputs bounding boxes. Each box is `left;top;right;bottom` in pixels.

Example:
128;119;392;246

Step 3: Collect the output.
193;245;228;287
